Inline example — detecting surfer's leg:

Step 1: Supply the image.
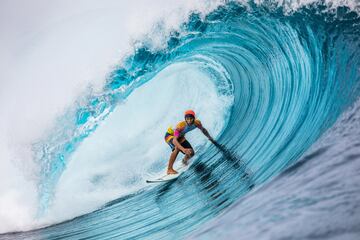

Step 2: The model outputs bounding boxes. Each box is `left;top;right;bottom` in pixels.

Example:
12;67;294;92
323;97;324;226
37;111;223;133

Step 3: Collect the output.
180;140;194;165
182;149;194;165
166;138;179;174
167;148;180;174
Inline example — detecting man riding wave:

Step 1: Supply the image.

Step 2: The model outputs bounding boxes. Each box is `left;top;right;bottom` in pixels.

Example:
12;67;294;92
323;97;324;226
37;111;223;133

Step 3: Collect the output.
164;110;215;174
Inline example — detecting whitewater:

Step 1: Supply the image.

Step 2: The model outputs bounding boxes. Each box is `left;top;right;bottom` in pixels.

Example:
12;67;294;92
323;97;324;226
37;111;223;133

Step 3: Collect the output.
0;0;359;239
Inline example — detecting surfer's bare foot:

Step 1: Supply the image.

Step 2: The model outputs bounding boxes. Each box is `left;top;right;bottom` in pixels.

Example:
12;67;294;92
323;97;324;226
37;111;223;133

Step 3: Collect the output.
167;169;178;175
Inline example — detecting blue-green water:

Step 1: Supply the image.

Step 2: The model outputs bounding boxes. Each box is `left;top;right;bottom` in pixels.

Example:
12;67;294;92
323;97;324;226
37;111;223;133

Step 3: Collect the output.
2;1;360;239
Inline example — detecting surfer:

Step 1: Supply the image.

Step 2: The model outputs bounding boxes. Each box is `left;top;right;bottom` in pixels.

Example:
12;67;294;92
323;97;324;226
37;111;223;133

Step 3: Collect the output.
164;110;216;174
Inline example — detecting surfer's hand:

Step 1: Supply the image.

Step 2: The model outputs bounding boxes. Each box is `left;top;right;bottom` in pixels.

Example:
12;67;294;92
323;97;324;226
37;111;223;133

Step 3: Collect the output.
183;148;192;155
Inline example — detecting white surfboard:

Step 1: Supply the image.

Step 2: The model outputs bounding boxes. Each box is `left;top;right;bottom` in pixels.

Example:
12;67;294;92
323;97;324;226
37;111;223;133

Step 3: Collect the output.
146;164;189;183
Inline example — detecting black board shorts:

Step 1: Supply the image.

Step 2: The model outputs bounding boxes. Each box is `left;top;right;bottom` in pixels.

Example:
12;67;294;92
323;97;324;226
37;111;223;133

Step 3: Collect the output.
167;138;193;153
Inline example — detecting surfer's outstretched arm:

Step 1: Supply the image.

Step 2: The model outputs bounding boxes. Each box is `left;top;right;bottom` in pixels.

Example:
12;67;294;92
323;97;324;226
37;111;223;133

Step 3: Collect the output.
199;126;216;144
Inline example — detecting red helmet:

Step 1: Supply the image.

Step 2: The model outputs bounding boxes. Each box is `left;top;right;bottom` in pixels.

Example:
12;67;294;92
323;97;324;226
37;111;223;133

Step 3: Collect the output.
184;110;195;119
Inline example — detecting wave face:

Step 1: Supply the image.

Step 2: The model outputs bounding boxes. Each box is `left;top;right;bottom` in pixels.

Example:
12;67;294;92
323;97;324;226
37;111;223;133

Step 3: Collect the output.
2;1;360;239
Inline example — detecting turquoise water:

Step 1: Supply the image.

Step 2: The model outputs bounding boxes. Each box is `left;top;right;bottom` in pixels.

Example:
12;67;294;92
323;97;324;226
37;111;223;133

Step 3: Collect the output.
3;2;360;239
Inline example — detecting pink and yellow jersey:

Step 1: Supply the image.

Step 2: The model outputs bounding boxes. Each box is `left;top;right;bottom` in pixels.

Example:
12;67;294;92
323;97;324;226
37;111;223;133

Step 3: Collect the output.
165;119;202;143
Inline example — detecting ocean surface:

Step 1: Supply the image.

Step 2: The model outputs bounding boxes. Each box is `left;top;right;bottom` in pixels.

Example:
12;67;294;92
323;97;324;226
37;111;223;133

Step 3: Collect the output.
0;0;359;239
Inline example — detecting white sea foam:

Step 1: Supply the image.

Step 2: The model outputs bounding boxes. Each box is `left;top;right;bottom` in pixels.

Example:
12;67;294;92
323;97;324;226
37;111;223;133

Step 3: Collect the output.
252;0;360;14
